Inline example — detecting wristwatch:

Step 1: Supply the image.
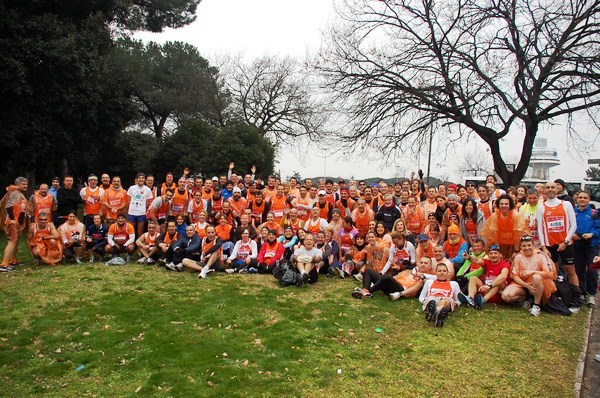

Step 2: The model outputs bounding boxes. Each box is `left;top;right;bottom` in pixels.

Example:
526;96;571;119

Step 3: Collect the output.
564;239;569;245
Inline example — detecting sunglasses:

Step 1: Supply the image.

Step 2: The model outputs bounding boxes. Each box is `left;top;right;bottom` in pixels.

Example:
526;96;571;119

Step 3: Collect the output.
520;236;533;242
488;244;500;251
466;183;475;187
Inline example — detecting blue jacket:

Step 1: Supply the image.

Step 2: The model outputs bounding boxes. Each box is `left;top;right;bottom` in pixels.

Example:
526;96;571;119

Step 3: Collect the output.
574;205;600;248
173;233;202;254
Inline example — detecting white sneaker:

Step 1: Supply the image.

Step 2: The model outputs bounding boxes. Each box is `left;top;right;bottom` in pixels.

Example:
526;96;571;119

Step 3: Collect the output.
587;295;596;307
166;262;177;271
146;258;156;264
529;304;541;317
335;268;345;279
75;257;82;265
569;307;581;314
198;270;207;279
353;274;363;282
137;257;147;264
389;292;403;301
89;255;94;263
175;263;183;272
225;268;235;274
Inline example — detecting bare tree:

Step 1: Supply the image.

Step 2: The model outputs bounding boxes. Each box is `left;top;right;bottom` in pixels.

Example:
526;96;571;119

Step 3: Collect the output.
228;55;328;142
317;0;600;185
455;149;493;177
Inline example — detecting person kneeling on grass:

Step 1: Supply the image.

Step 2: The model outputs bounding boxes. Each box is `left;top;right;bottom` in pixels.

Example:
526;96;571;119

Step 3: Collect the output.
458;244;510;310
165;225;201;272
256;229;285;274
352;257;435;300
418;263;461;327
181;225;223;279
293;233;322;286
501;235;557;316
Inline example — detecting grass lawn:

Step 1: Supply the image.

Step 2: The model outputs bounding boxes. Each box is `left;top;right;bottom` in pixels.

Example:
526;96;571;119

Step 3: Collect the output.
0;241;589;397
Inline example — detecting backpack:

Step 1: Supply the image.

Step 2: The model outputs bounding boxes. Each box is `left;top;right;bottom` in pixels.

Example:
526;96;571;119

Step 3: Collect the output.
553;270;583;308
274;261;301;287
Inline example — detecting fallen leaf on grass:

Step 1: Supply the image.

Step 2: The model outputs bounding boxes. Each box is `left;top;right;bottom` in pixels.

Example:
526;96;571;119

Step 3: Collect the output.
207;381;214;387
54;348;62;354
135;386;142;393
243;360;249;367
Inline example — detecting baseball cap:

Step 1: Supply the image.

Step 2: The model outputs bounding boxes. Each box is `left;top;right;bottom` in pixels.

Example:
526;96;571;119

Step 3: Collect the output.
212;176;218;181
318;190;326;196
233;187;242;194
417;234;429;242
488;244;500;252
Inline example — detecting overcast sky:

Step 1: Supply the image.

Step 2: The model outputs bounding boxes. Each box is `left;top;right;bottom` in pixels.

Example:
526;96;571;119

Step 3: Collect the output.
137;0;599;183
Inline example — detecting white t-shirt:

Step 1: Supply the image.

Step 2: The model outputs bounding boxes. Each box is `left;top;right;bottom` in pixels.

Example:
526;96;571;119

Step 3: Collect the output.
293;247;322;262
127;184;153;216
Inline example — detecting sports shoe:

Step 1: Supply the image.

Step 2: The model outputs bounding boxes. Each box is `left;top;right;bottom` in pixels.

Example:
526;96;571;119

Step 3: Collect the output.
327;267;335;278
302;272;309;285
248;267;258;274
89;255;95;263
33;258;40;265
587;295;596;307
10;260;24;266
335;267;345;279
529;304;541;317
474;294;484;310
569;306;581;314
0;266;14;272
238;267;248;274
175;263;183;272
352;287;367;298
198;269;208;279
425;300;437;322
353;273;363;282
137;257;147;264
522;298;533;310
75;257;82;265
165;262;177;271
458;292;475;308
225;268;235;274
389;292;403;301
435;307;449;327
146;258;156;264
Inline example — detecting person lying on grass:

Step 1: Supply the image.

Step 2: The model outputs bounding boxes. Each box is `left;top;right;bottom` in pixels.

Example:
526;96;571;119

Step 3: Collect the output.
458;244;510;310
352;256;435;300
419;263;461;327
501;236;557;317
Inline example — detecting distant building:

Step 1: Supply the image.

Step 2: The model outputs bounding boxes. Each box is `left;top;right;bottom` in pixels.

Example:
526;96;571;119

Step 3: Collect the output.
526;138;560;180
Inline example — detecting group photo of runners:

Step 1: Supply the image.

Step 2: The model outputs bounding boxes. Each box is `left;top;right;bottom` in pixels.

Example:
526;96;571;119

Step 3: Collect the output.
2;164;599;327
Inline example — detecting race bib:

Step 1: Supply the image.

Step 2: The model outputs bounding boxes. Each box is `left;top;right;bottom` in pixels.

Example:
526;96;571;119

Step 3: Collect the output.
546;216;565;233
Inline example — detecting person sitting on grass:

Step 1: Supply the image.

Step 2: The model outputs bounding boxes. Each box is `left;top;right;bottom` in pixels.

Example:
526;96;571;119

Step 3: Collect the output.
455;238;487;291
105;212;136;263
135;221;161;264
352;256;435;300
165;225;201;272
58;211;86;264
458;244;510;310
293;233;322;286
85;214;108;263
342;233;367;281
226;228;258;273
380;232;416;276
182;225;223;279
418;263;461;327
255;229;285;274
27;211;62;265
501;236;557;317
157;221;179;264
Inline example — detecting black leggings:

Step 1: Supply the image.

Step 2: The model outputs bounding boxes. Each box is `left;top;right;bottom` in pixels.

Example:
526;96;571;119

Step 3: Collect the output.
363;269;404;295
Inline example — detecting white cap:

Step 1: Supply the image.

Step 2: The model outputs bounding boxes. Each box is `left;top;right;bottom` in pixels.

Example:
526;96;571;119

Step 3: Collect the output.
212;176;218;181
318;190;327;196
233;187;242;194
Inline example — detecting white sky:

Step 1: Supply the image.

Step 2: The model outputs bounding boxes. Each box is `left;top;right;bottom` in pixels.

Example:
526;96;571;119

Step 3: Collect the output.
137;0;599;183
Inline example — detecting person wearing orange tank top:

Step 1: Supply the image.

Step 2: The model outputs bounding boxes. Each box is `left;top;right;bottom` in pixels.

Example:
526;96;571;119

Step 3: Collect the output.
536;181;579;292
101;176;128;224
78;175;103;228
419;263;461;326
170;179;189;219
351;198;374;236
135;221;161;264
27;211;62;265
31;183;57;223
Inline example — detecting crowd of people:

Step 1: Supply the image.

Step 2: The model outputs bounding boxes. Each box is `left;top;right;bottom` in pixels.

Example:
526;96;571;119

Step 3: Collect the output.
1;164;599;327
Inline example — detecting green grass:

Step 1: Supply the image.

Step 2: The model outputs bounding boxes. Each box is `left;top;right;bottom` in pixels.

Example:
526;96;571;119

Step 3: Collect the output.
0;240;589;397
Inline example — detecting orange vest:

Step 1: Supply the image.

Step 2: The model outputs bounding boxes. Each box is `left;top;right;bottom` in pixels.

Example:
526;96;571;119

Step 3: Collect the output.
216;224;232;241
270;195;287;222
194;222;208;239
171;189;188;216
144;231;159;246
429;280;454;298
163;232;178;245
202;237;222;257
250;200;267;224
189;200;205;223
405;206;424;235
104;188;128;219
82;186;102;215
444;238;466;260
295;195;312;221
33;192;54;219
354;208;372;235
201;188;213;201
228;197;248;216
478;200;494;220
147;196;170;220
305;218;323;235
542;201;568;246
